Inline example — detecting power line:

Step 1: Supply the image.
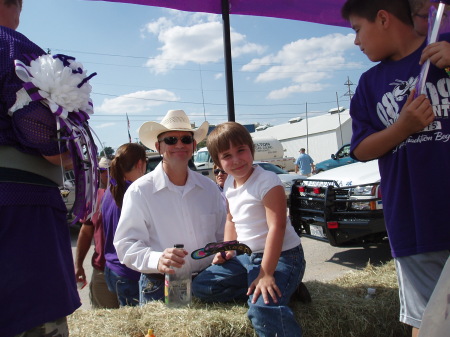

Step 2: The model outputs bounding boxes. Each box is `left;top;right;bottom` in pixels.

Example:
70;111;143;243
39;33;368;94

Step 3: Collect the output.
53;48;369;76
92;91;342;107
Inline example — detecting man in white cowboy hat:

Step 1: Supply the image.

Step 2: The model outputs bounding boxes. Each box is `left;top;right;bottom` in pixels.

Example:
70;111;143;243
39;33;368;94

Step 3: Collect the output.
114;110;226;304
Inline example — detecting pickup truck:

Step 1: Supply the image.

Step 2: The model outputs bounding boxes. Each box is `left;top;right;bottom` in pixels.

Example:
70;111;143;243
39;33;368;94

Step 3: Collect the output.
314;144;358;173
289;160;386;247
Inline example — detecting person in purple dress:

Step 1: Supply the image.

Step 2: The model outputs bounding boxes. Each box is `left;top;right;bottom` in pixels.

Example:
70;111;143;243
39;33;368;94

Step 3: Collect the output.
102;143;147;306
0;0;82;336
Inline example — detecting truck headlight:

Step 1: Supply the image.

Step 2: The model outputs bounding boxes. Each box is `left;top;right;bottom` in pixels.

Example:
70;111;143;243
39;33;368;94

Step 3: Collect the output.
351;185;376;196
349;184;382;210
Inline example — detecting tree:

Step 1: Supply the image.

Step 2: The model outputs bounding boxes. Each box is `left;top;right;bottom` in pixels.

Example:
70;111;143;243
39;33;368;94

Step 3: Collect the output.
100;146;115;158
196;139;207;150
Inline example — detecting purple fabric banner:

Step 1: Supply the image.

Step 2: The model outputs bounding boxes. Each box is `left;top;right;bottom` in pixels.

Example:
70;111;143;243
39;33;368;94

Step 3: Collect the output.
87;0;349;27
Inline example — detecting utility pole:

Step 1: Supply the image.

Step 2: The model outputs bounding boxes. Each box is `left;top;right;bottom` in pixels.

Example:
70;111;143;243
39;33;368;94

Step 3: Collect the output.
305;102;309;154
344;76;354;101
336;92;344;147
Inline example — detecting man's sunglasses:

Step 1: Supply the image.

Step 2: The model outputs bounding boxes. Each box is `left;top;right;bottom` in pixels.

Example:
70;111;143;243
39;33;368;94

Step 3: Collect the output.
159;135;194;145
214;169;227;176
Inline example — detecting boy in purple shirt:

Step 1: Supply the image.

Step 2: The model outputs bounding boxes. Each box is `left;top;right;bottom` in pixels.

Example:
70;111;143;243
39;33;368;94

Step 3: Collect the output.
342;0;450;336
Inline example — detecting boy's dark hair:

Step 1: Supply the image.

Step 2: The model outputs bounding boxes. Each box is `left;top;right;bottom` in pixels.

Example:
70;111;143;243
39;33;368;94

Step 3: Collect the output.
207;122;255;168
341;0;413;26
4;0;22;8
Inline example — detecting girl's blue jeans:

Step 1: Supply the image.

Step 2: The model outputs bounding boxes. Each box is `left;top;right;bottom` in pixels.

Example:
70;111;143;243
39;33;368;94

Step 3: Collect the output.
104;266;139;307
192;245;306;337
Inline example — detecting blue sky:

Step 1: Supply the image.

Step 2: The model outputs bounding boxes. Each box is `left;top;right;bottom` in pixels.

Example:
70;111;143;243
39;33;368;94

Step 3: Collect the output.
19;0;373;151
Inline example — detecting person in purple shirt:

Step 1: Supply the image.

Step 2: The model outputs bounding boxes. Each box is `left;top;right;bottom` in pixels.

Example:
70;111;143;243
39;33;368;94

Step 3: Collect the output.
75;157;120;309
342;1;450;336
0;1;81;336
102;143;147;306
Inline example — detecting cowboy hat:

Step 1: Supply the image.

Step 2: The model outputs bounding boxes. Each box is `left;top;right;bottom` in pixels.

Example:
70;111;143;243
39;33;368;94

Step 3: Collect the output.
139;110;209;151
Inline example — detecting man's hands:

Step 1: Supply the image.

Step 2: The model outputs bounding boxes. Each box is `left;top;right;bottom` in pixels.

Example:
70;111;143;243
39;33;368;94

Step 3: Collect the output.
157;246;188;274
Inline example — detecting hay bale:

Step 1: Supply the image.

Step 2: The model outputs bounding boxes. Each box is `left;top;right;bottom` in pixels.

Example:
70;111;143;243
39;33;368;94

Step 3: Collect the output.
68;260;410;337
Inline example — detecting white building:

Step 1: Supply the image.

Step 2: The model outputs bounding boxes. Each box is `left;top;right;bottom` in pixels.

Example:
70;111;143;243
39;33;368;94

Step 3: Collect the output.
251;109;352;163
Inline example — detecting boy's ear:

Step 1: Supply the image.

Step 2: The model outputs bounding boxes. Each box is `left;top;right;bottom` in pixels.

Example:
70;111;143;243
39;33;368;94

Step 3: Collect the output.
376;9;391;28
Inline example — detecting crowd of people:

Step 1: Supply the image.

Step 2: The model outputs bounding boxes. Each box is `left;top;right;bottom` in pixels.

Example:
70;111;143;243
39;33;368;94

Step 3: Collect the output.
1;0;450;336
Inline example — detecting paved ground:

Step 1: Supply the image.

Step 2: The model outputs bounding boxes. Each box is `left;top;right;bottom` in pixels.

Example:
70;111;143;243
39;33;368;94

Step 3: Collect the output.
70;226;392;311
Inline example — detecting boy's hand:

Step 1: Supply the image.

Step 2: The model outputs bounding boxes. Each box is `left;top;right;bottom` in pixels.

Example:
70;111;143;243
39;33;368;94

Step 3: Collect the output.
420;41;450;68
397;89;434;135
247;273;282;305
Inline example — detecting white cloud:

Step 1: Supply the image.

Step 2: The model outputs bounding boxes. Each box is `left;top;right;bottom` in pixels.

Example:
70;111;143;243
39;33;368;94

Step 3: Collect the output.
142;14;266;74
241;33;361;99
142;17;173;36
96;90;179;114
95;122;116;129
267;83;327;100
215;73;223;80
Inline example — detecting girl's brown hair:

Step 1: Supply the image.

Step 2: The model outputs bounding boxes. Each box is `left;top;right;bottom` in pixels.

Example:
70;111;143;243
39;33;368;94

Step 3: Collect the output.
109;143;146;208
207;122;255;168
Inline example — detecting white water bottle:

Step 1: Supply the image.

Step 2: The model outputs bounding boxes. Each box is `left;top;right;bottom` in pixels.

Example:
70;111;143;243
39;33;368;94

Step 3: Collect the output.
164;244;192;307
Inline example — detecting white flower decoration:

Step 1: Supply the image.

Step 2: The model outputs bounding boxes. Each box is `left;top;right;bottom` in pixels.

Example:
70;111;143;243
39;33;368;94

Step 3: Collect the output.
9;54;95;118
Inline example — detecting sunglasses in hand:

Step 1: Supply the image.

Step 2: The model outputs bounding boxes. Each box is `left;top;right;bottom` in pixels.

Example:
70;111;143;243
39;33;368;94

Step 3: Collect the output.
159;135;194;145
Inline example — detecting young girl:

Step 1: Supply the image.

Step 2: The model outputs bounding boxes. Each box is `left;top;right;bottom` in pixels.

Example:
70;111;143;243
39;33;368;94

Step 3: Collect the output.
102;143;147;306
192;122;305;337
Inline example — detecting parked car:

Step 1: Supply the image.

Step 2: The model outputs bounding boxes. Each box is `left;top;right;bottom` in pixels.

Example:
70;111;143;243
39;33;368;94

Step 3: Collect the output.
253;161;305;201
314;144;358;173
289;160;386;247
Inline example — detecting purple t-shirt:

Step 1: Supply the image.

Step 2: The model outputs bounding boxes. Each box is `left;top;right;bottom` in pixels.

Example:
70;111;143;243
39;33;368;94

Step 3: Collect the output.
102;184;141;280
350;37;450;258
